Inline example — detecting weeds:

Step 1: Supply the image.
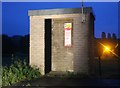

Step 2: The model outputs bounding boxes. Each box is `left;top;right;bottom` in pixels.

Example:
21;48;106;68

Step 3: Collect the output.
2;58;41;86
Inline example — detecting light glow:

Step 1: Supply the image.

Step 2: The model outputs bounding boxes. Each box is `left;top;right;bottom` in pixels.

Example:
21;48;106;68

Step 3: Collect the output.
104;46;111;53
99;42;119;58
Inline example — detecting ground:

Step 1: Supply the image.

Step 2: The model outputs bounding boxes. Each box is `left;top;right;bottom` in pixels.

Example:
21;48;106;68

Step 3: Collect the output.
3;76;120;87
2;71;120;87
2;55;120;87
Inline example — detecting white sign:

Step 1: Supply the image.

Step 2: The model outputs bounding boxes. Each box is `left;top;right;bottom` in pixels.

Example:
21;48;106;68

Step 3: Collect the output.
64;23;72;47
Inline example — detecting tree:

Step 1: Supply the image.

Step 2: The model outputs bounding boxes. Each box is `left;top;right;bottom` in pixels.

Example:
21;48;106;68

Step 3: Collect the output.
11;35;23;53
107;33;111;39
2;34;13;54
112;33;117;40
101;32;106;38
21;34;29;54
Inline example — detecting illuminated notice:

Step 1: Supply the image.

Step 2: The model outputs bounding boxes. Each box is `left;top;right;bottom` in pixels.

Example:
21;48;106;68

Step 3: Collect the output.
64;23;72;47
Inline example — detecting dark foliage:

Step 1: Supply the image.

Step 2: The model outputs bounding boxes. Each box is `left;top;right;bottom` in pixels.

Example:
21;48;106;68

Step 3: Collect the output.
101;32;106;39
112;33;117;40
2;34;29;55
2;34;29;66
107;33;111;39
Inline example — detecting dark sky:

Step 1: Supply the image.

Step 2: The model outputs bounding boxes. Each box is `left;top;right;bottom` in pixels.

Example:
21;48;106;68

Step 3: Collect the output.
2;2;118;38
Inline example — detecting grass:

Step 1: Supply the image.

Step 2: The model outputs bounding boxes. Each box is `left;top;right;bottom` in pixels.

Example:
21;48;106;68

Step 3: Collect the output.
2;58;41;86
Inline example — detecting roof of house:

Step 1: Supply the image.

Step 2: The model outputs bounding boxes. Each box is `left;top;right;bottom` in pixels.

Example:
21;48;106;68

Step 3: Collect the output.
28;7;94;16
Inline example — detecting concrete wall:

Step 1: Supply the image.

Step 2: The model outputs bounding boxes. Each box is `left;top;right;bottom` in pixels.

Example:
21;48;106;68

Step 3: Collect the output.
52;18;73;72
29;16;45;75
73;14;91;74
88;13;95;75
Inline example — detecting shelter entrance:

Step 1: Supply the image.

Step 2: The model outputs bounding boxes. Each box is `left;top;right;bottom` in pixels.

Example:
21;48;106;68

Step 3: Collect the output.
45;19;52;74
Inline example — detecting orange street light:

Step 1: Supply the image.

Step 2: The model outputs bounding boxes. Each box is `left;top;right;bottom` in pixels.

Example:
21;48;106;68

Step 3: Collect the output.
104;46;110;52
103;45;111;55
98;42;120;78
98;43;112;78
99;42;119;58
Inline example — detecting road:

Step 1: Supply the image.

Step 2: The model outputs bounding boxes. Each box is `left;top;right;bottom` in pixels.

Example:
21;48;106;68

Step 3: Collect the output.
2;77;120;88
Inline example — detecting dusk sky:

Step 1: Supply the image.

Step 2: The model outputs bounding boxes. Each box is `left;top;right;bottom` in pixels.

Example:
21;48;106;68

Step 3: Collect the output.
2;2;119;38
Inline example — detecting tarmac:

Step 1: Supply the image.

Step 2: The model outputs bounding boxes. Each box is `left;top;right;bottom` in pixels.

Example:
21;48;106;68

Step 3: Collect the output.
2;71;120;88
2;77;120;88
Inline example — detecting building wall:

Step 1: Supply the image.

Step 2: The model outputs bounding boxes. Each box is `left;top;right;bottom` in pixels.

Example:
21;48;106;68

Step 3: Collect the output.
88;14;95;75
73;14;91;74
29;16;45;75
52;18;73;72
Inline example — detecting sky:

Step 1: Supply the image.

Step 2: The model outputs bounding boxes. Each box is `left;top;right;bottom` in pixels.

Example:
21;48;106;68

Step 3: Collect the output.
2;2;119;38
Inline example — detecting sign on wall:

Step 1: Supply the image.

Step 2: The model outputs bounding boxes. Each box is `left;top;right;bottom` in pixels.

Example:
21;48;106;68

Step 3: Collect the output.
64;23;72;47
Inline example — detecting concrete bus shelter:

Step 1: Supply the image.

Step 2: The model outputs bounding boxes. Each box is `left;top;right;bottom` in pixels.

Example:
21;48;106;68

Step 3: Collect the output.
28;7;95;75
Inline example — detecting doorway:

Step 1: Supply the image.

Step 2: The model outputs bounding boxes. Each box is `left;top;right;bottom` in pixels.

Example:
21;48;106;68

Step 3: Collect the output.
45;19;52;74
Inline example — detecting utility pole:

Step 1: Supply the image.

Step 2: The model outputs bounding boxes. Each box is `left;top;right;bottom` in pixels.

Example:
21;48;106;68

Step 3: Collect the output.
81;0;86;23
82;0;84;15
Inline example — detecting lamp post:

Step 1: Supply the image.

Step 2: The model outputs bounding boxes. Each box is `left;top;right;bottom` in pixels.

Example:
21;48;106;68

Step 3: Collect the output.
98;55;102;78
97;43;103;78
98;42;119;78
98;43;111;78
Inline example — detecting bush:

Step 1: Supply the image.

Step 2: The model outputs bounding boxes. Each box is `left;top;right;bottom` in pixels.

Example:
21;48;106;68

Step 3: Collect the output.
2;59;41;86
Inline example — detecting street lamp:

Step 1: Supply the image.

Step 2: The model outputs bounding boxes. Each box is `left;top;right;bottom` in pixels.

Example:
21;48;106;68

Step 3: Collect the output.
103;45;111;53
98;42;119;78
104;46;110;52
98;43;111;78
